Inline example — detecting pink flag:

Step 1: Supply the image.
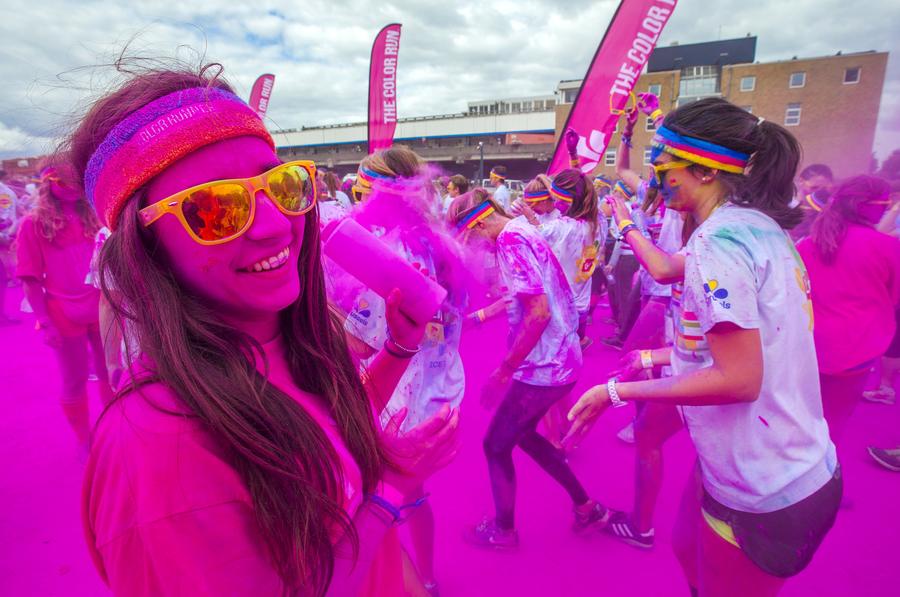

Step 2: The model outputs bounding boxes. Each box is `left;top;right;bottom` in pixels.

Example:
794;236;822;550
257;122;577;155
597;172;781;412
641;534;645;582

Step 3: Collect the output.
248;74;276;118
548;0;678;175
368;23;402;154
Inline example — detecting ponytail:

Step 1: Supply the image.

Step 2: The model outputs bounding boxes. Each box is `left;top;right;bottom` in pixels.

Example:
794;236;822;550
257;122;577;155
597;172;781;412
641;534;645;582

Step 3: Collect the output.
662;98;804;229
553;168;600;240
810;175;891;264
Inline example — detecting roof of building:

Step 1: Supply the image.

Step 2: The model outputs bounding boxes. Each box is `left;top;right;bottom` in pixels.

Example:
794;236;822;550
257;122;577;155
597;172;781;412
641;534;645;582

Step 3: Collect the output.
648;36;757;72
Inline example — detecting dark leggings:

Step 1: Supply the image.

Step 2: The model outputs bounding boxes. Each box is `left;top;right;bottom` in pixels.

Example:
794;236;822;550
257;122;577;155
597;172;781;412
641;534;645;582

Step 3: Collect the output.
610;254;640;334
484;380;589;530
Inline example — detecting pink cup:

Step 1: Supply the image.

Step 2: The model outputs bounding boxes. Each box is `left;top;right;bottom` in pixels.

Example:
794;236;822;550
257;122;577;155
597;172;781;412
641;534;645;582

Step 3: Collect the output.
322;218;448;324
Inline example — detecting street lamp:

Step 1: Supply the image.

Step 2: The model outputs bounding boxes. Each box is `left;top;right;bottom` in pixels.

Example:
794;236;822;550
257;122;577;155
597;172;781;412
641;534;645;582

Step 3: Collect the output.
477;141;484;183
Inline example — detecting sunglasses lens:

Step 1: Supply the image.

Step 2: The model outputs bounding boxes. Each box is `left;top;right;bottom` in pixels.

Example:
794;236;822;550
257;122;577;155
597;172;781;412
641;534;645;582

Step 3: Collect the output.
181;184;251;242
268;163;314;214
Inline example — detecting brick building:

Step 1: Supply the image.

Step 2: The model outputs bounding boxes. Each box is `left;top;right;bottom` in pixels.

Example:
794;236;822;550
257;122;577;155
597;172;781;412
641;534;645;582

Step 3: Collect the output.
556;36;888;180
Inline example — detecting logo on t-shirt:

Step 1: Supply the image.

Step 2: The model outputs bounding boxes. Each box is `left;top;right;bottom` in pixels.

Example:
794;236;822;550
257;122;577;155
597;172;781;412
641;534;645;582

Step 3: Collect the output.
703;279;731;309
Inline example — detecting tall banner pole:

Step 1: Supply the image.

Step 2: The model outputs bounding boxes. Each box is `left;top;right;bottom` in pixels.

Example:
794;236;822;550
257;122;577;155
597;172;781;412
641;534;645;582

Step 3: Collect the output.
248;74;276;119
548;0;678;174
367;23;403;154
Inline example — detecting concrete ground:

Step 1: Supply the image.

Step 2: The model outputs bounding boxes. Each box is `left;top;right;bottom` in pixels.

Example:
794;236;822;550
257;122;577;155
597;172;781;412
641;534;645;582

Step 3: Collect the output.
1;285;898;596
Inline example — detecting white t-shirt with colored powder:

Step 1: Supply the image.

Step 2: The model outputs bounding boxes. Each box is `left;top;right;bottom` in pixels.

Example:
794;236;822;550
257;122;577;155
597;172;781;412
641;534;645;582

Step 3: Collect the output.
536;211;607;313
670;203;836;513
496;217;582;387
493;184;511;212
344;228;465;432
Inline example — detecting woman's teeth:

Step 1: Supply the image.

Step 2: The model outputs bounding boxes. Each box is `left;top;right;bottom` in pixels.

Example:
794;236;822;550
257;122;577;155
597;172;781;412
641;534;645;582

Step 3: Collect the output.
244;247;290;272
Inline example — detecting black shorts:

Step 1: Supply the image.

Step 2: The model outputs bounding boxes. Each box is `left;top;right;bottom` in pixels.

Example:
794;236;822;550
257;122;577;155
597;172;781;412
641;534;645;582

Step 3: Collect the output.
701;467;842;578
886;310;900;358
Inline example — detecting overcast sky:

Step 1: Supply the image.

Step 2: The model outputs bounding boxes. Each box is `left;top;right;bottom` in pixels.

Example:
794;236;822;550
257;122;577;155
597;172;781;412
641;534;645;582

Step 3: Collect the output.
1;0;898;161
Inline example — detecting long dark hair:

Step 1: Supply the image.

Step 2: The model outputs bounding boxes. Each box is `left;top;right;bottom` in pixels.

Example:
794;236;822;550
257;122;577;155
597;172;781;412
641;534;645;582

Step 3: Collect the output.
810;175;891;264
32;159;100;243
552;168;600;240
66;65;386;594
663;98;803;229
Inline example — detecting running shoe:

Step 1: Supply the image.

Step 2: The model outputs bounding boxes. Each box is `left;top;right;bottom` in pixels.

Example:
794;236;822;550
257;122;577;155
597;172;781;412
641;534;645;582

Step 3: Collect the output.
573;502;610;533
600;336;624;350
616;420;636;444
863;386;896;405
604;510;655;549
463;518;519;550
868;446;900;472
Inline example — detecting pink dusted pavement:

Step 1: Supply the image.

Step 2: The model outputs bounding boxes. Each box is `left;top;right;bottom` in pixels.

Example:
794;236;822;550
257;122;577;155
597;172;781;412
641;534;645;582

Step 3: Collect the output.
1;284;898;596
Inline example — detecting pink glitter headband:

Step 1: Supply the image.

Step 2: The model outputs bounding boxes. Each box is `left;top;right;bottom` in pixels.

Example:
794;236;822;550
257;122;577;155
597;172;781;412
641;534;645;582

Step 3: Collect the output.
85;87;274;229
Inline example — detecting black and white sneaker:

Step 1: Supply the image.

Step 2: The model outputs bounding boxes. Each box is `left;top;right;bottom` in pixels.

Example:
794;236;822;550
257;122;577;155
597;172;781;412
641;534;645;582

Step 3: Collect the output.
604;510;655;549
868;446;900;472
573;502;610;533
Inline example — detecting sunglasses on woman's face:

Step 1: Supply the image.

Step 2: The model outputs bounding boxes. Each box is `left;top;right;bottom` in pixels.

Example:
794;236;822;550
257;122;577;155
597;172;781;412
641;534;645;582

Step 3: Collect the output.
651;160;693;187
139;161;317;245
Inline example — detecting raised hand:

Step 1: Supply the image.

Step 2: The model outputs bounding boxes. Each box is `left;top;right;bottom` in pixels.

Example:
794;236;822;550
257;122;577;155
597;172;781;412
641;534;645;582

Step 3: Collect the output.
384;288;427;350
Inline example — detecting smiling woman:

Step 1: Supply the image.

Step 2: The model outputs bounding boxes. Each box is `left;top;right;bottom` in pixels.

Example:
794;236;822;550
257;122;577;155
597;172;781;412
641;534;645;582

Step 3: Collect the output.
63;61;458;596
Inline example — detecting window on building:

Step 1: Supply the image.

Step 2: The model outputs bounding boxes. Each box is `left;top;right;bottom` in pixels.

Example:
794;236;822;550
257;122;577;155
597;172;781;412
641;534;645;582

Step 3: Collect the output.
789;72;806;88
844;67;861;84
563;88;579;103
605;147;617;166
643;147;652;166
785;103;802;126
489;104;498;114
645;117;656;132
679;65;719;98
648;83;662;96
522;101;533;112
740;76;756;92
511;102;521;113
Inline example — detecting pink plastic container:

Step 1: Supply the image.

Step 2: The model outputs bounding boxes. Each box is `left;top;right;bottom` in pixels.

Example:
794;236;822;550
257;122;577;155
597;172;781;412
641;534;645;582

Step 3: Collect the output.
322;218;447;324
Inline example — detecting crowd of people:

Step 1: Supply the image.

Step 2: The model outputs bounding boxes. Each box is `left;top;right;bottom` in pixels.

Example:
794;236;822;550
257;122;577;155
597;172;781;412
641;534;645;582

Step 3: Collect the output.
2;62;899;596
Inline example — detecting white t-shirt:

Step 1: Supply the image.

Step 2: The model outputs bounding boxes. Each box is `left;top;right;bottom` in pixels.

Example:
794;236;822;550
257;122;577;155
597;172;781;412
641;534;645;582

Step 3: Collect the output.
496;217;582;387
493;184;511;211
334;190;353;210
344;228;465;432
639;207;684;298
536;210;607;313
0;182;17;244
671;203;836;513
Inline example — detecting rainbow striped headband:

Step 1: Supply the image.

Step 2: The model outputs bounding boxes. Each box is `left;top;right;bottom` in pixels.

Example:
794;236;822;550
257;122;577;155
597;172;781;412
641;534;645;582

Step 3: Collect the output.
651;125;749;175
593;175;612;189
549;181;575;203
456;200;495;231
490;169;506;180
356;166;393;188
84;87;274;229
524;188;551;203
614;180;635;199
804;193;825;212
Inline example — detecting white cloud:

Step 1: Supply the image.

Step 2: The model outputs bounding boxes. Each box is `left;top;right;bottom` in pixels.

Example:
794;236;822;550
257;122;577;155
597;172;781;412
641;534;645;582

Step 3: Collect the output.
0;0;898;161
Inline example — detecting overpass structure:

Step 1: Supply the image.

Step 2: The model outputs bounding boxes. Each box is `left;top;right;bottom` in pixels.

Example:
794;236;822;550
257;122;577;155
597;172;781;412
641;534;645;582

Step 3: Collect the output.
273;96;558;179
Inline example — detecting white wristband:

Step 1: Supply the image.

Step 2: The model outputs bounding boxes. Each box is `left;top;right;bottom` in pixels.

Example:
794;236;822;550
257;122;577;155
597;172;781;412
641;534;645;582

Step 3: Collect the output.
607;378;627;408
640;349;654;369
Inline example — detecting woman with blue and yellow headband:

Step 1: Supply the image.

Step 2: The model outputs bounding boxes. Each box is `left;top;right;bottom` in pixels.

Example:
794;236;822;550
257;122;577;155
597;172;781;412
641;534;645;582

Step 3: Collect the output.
447;188;611;550
567;97;839;596
342;145;467;596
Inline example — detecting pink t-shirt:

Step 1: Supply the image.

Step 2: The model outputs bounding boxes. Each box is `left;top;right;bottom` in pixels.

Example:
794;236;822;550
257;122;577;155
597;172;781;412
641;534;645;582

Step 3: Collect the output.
83;337;406;595
798;225;900;374
15;214;99;326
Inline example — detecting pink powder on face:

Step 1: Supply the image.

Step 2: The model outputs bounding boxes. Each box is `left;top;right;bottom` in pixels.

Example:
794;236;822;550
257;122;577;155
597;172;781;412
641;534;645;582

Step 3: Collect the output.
142;136;304;319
